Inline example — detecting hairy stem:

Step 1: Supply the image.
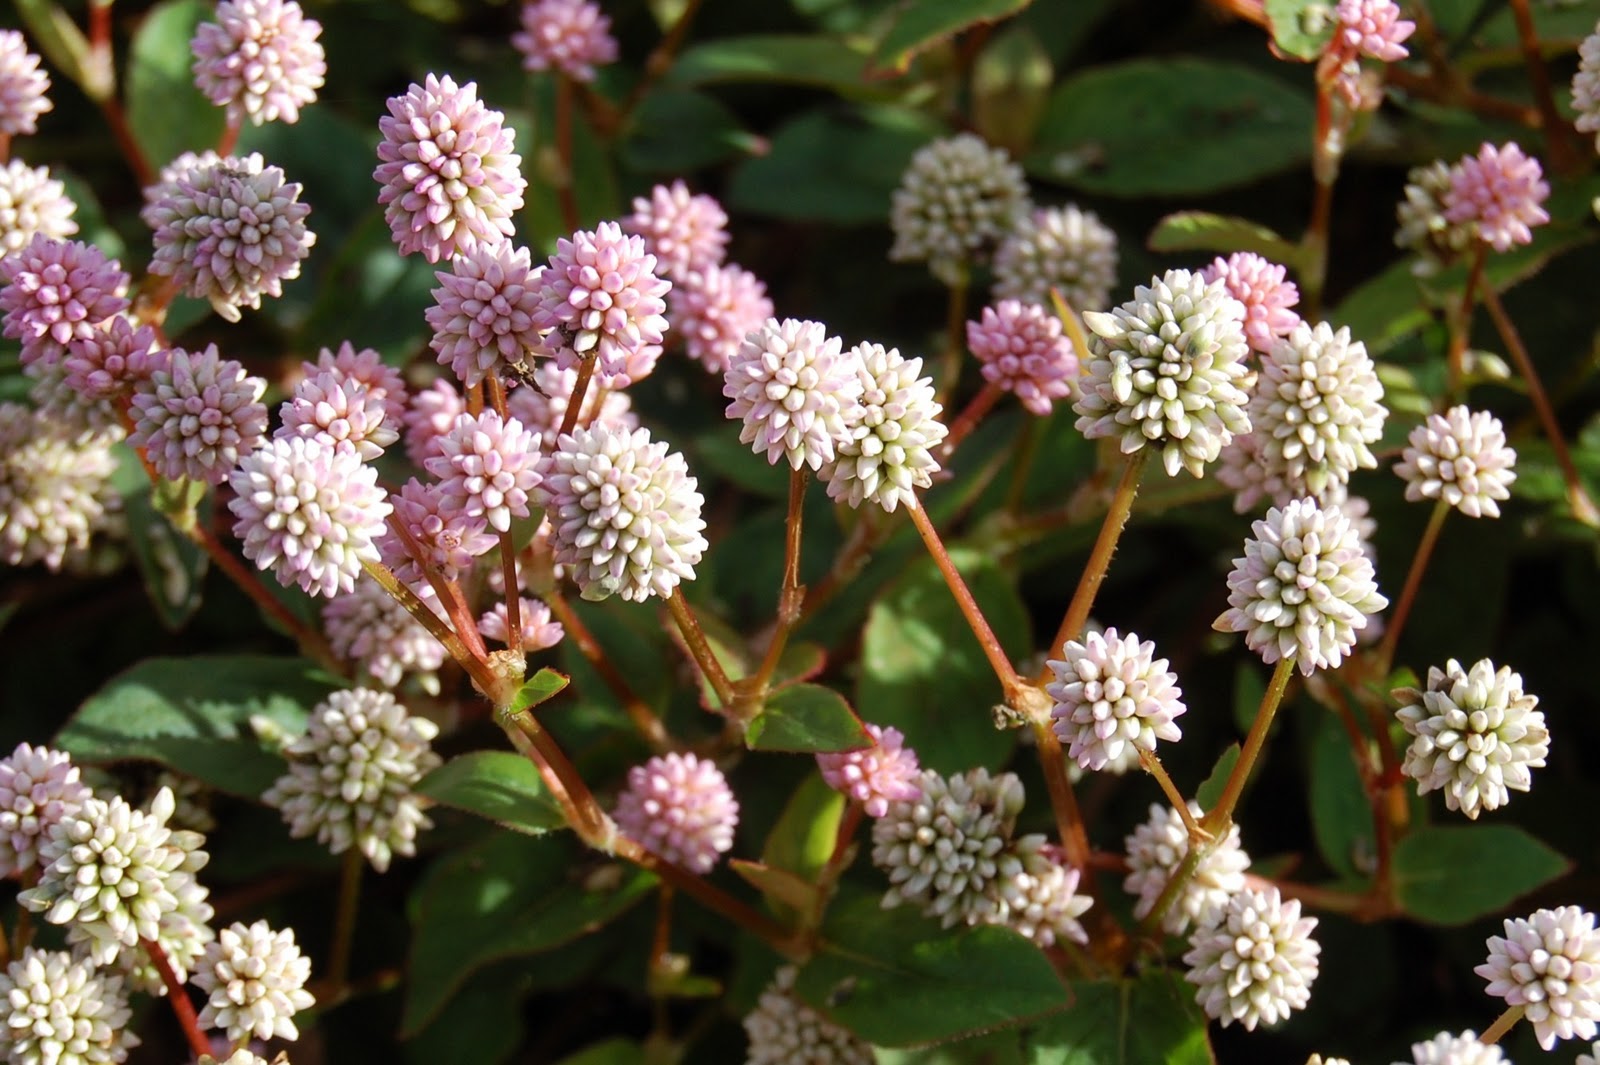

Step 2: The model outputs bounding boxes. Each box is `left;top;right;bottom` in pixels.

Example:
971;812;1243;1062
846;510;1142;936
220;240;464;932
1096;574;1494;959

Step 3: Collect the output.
498;528;524;654
143;937;211;1059
1375;499;1450;674
1139;748;1203;839
749;468;808;695
361;558;498;696
1202;656;1297;835
667;589;735;710
1301;85;1337;319
1479;1004;1526;1046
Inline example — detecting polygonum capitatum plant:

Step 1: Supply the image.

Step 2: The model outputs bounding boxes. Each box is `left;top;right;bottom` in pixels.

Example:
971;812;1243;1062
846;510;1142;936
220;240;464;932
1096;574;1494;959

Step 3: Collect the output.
1;1;1598;1062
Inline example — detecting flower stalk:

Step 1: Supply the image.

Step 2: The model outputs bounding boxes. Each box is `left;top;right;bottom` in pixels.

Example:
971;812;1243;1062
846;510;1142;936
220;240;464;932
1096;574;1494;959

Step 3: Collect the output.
143;936;211;1059
1202;656;1297;835
1376;498;1450;673
667;589;736;710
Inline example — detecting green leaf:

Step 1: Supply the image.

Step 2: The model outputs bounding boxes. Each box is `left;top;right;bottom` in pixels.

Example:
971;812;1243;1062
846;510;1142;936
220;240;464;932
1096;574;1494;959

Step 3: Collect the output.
1195;743;1240;812
870;0;1034;76
404;832;655;1035
620;88;750;173
118;464;208;632
125;0;227;171
878;1033;1024;1065
552;1040;645;1065
401;960;529;1065
509;668;571;714
1146;211;1302;269
1330;259;1434;355
692;428;789;499
1309;710;1373;880
747;683;869;753
859;549;1029;773
668;35;872;91
414;752;567;837
762;773;846;883
55;655;338;798
794;895;1067;1046
1028;59;1315;196
1393;825;1570;926
1264;0;1336;60
1024;969;1212;1064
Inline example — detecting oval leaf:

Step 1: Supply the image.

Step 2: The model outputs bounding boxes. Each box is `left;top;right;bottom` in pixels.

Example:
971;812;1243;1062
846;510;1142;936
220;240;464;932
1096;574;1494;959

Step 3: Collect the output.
1024;969;1212;1064
1147;211;1302;269
510;667;571;714
414;751;567;837
1393;824;1570;926
746;683;869;753
668;35;872;91
870;0;1035;77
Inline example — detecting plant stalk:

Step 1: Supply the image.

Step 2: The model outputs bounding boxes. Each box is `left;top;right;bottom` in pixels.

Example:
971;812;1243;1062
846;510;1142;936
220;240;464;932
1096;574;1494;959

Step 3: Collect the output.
544;590;669;750
1202;656;1297;834
749;468;808;695
1031;724;1093;876
1479;1004;1526;1046
1375;499;1450;673
328;846;364;993
667;590;735;710
143;937;211;1059
559;357;597;438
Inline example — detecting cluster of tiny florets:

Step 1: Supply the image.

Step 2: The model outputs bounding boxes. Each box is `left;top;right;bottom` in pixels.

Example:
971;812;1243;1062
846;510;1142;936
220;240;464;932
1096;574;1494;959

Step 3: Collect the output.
1075;269;1252;477
379;475;498;587
1444;142;1550;253
725;317;862;471
130;344;269;484
667;263;774;375
612;753;738;874
1403;1031;1505;1065
0;235;129;365
967;300;1078;416
279;369;397;461
192;920;315;1043
1394;406;1517;518
824;342;946;512
323;575;447;690
1124;802;1251;934
0;404;121;571
264;689;441;872
228;433;392;598
1183;886;1320;1030
62;315;161;402
190;0;326;127
534;221;671;385
513;0;619;83
1217;496;1388;675
0;742;91;879
1574;21;1600;152
1201;252;1301;355
890;132;1031;286
994;845;1094;948
815;723;922;818
623;180;729;283
427;241;544;388
1048;628;1185;772
402;378;465;466
534;424;708;602
375;74;526;262
147;152;315;322
0;160;76;255
1333;0;1415;63
1475;906;1600;1050
425;410;542;534
478;597;565;651
742;966;875;1065
1396;160;1477;272
992;204;1117;311
0;30;51;137
306;341;409;429
1394;658;1549;820
0;948;137;1065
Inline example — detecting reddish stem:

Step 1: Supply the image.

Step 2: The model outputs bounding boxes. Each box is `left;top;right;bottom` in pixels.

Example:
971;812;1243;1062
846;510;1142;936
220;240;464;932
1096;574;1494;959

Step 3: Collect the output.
938;381;1004;460
192;521;341;673
555;74;580;233
143;938;211;1059
559;358;597;438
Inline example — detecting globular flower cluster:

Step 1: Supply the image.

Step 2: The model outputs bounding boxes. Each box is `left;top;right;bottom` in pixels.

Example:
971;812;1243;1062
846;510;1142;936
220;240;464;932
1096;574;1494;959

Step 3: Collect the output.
724;317;861;471
1394;406;1517;518
0;30;51;137
1574;20;1600;152
264;689;441;872
889;132;1031;285
402;378;465;466
130;345;269;484
666;263;773;375
992;203;1117;311
62;315;160;402
379;476;498;587
323;576;447;690
506;361;637;438
0;948;136;1065
1322;0;1413;107
0;404;120;572
815;723;922;818
1444;142;1550;253
967;300;1077;416
1201;252;1301;355
0;742;91;879
426;241;543;388
824;342;946;513
623;180;729;283
375;74;526;262
533;221;671;385
513;0;618;83
228;433;392;598
612;753;738;874
1075;269;1252;478
0;235;129;365
425;410;542;534
307;341;409;430
1217;497;1388;675
1403;1031;1505;1065
147;153;315;322
1248;321;1386;500
996;845;1094;948
1124;802;1251;934
279;369;397;460
1475;906;1600;1050
1394;658;1549;820
534;424;707;602
742;966;875;1065
192;920;315;1043
1395;160;1476;272
190;0;326;128
1047;628;1185;772
0;160;76;255
1182;886;1320;1030
478;597;565;651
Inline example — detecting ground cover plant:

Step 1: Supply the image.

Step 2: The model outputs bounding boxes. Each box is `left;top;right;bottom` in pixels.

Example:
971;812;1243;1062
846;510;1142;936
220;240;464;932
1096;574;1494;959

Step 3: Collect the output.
2;0;1600;1062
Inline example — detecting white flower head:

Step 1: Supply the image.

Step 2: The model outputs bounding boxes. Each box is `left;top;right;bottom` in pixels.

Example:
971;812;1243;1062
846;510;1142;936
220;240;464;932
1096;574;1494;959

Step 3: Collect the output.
1395;406;1516;518
193;920;315;1043
1183;886;1320;1030
723;318;862;471
1047;628;1185;771
1475;906;1600;1050
822;341;946;512
1124;801;1250;935
0;948;137;1065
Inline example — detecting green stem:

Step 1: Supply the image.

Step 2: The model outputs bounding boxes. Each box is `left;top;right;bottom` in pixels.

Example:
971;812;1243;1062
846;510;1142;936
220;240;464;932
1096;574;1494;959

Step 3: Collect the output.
1479;1004;1525;1046
1375;499;1450;674
667;590;735;710
328;846;363;992
1202;656;1297;835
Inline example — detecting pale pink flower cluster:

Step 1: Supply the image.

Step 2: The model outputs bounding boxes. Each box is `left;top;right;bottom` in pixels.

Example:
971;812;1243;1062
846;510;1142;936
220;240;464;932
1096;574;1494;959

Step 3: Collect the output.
513;0;619;83
0;30;51;137
427;241;544;388
129;345;269;485
612;753;738;874
1200;253;1301;355
668;263;773;375
190;0;326;127
533;221;671;386
967;300;1077;416
1394;406;1517;518
402;378;465;466
278;370;397;461
1322;0;1414;107
323;576;447;690
1444;142;1550;253
1476;906;1600;1049
0;403;120;571
1183;886;1320;1030
824;342;947;513
815;723;922;817
0;743;90;879
478;598;565;651
0;235;129;366
1047;628;1185;772
0;160;76;255
305;342;409;429
623;181;729;282
724;317;861;471
378;476;497;587
61;315;161;402
424;410;542;534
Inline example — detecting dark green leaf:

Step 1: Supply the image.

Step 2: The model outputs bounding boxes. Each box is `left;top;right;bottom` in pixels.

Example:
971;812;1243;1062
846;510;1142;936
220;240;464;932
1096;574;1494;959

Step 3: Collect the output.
404;832;655;1035
668;35;872;91
859;548;1029;773
1309;711;1374;880
620;88;750;173
1195;743;1241;812
125;0;226;172
1330;259;1435;356
747;683;869;753
879;1033;1025;1065
1393;825;1570;925
55;655;338;798
117;449;208;631
1024;969;1213;1064
1028;59;1315;196
509;668;572;714
401;960;529;1065
1146;211;1301;268
414;751;567;837
1264;0;1336;60
692;428;789;499
870;0;1034;76
552;1040;645;1065
794;895;1067;1046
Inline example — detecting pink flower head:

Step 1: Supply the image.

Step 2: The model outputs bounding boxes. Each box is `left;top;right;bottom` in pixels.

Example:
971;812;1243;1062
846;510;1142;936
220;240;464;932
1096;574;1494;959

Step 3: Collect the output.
323;576;447;690
1200;253;1301;354
228;433;391;598
623;181;729;283
0;743;91;879
0;236;129;364
966;300;1076;416
1445;142;1550;253
478;597;565;651
427;241;544;388
305;341;408;429
129;344;269;485
423;410;542;533
513;0;618;83
816;724;922;818
534;221;671;384
278;369;397;461
612;752;738;874
0;161;77;256
505;361;637;439
191;0;325;127
724;317;862;471
402;378;464;467
62;315;161;402
668;263;773;375
1334;0;1415;63
378;475;497;586
0;30;51;137
375;74;525;262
